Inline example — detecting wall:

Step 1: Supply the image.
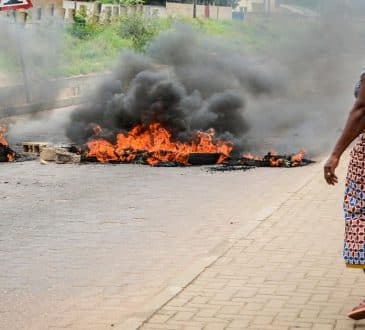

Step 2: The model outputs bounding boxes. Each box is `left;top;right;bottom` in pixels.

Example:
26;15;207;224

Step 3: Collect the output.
0;74;108;117
0;0;64;20
2;1;231;21
32;0;63;7
31;0;65;19
144;5;167;18
62;1;143;22
166;2;232;20
62;0;96;20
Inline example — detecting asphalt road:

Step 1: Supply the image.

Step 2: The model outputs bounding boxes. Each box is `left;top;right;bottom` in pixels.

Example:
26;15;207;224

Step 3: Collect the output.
0;107;322;329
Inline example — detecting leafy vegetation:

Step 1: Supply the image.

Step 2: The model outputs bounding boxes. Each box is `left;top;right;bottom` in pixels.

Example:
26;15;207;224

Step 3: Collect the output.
119;13;159;51
68;11;102;40
118;14;171;50
60;15;316;75
62;23;132;75
0;14;317;77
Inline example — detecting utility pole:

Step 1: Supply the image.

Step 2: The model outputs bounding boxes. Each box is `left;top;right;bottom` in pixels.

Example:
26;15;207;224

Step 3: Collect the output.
264;0;270;16
319;0;324;18
193;0;197;18
74;0;78;18
12;10;31;104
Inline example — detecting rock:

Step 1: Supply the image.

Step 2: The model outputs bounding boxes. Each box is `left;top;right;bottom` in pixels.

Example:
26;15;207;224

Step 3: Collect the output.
40;147;56;161
55;149;81;164
22;142;50;155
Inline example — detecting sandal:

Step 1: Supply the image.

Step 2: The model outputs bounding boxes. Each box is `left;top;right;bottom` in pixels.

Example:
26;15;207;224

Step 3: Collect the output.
348;300;365;320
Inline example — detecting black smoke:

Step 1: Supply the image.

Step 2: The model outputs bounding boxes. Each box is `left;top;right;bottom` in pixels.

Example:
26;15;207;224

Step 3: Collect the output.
66;26;278;149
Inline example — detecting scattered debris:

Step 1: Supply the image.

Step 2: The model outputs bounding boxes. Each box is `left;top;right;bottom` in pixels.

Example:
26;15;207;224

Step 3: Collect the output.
39;144;81;163
2;126;314;169
0;127;16;162
239;151;314;168
188;153;220;165
22;142;50;155
86;123;232;165
55;149;81;164
40;147;56;162
0;143;16;162
40;158;49;165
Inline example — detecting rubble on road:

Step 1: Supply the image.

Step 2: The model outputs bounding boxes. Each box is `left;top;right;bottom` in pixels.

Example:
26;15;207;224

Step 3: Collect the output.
39;145;81;164
55;149;81;164
22;142;50;155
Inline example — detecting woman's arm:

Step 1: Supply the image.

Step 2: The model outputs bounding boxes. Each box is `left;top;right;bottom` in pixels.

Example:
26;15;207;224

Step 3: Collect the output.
324;76;365;185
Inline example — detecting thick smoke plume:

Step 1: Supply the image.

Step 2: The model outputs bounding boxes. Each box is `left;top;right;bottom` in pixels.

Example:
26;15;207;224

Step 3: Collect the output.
66;25;279;152
4;6;365;157
241;13;365;156
67;15;365;157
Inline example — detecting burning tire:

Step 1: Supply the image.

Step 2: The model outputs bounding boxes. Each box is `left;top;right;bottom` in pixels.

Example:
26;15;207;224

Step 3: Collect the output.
188;153;220;165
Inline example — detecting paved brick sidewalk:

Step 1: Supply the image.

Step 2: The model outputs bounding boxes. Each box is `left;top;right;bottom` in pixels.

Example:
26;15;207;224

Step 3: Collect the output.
0;156;319;329
141;156;365;330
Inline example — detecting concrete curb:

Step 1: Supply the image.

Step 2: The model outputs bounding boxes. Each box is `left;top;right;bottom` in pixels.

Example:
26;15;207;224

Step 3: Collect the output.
117;163;322;330
0;73;109;119
0;97;83;118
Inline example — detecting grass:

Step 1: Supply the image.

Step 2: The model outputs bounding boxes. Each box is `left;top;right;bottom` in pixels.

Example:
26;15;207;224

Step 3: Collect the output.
62;24;133;75
0;15;317;78
61;15;175;75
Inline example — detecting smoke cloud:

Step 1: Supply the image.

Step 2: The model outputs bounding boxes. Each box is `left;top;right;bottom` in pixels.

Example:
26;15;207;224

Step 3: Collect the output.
0;13;65;115
66;25;279;153
67;15;365;157
243;13;364;156
3;6;365;157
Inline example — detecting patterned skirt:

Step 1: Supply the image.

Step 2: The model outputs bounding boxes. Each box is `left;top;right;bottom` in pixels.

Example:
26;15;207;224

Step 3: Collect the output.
344;134;365;268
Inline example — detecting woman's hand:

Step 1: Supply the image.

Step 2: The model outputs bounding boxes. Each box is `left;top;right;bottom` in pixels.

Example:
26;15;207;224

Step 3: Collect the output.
324;155;339;185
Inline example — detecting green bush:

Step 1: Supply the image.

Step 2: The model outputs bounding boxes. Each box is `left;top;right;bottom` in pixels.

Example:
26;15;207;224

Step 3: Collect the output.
69;23;101;40
68;8;102;40
118;14;160;51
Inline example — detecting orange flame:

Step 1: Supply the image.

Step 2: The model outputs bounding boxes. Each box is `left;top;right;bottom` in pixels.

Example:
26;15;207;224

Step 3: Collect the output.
291;149;305;167
7;153;15;162
0;127;9;147
87;123;233;165
0;127;15;162
243;153;263;161
269;157;284;167
243;150;306;167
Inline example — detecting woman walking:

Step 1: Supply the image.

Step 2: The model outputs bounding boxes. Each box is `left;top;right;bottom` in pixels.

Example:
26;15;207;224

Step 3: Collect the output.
325;68;365;320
